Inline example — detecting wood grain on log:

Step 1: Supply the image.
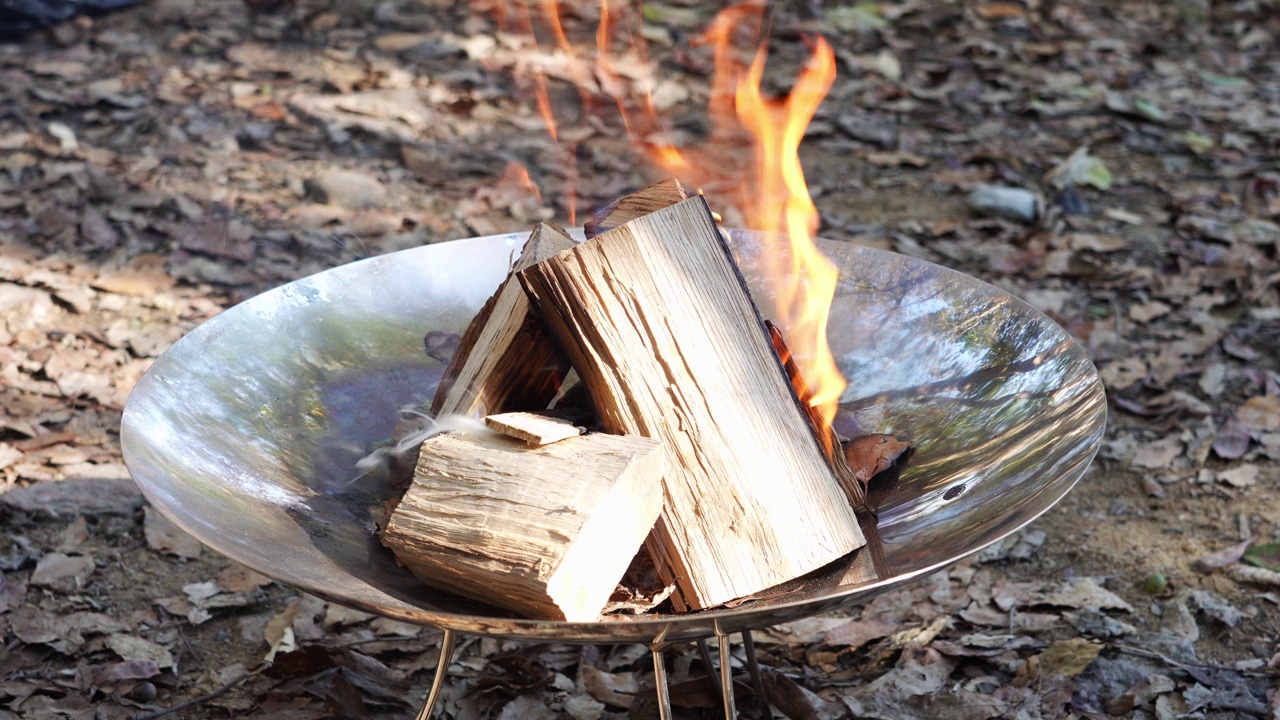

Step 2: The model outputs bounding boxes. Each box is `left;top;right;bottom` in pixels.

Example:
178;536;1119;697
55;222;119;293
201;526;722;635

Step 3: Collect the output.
430;223;577;418
518;195;866;610
383;430;666;621
583;178;687;239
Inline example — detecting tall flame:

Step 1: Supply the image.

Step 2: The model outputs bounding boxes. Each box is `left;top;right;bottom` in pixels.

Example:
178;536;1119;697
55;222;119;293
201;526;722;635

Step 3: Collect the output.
476;1;846;426
734;36;845;426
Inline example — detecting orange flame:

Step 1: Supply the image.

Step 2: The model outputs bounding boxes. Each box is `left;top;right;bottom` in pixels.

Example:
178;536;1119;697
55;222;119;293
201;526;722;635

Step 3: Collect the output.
733;36;845;425
477;0;846;425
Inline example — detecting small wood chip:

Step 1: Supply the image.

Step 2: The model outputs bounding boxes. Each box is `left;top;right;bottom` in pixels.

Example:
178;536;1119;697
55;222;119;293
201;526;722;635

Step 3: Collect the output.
484;412;583;446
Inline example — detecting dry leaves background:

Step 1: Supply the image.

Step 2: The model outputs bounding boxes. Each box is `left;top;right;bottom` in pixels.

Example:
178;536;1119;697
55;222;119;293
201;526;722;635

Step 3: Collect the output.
1;0;1279;718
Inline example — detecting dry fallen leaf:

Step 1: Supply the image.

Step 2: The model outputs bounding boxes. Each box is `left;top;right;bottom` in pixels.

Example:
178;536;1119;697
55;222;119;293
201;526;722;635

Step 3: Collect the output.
844;434;912;482
1131;436;1185;469
975;2;1025;19
1212;421;1252;459
1218;464;1260;487
822;614;902;649
1129;300;1173;323
143;506;203;559
91;269;177;297
1236;395;1280;432
1032;638;1101;678
1031;577;1133;612
1193;539;1253;572
264;599;301;662
1099;357;1147;390
30;552;95;593
580;665;639;708
106;633;175;669
218;562;273;593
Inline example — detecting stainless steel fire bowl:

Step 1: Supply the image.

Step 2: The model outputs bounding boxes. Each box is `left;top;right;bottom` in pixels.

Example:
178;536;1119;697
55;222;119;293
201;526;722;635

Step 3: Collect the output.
121;229;1106;645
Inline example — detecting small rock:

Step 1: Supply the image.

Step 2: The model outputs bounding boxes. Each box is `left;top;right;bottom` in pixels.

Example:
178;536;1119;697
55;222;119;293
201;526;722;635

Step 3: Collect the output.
304;170;388;210
967;185;1040;223
0;476;142;518
835;114;896;147
1188;589;1246;627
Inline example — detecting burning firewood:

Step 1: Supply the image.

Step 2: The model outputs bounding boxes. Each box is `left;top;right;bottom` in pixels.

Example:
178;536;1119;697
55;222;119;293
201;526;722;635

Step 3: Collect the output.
518;192;866;610
383;180;888;617
767;321;866;509
382;429;666;622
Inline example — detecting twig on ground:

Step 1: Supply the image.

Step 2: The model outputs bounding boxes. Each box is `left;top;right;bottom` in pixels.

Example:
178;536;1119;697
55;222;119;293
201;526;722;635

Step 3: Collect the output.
131;663;269;720
1112;645;1278;678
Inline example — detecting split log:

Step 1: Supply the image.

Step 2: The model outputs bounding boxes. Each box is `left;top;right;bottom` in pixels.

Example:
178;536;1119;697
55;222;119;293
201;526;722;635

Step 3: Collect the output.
518;195;866;610
485;411;582;446
430;224;576;418
583;178;687;239
382;430;666;621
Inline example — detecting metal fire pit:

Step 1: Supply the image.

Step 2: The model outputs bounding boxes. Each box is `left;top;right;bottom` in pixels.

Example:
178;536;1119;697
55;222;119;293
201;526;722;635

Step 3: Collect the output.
121;230;1106;718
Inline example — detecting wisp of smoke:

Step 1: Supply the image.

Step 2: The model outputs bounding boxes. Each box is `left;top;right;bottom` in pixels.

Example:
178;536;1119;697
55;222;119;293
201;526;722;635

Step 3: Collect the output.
351;408;494;487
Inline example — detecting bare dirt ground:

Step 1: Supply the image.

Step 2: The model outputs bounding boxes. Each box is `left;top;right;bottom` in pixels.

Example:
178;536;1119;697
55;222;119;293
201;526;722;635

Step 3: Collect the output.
2;0;1280;718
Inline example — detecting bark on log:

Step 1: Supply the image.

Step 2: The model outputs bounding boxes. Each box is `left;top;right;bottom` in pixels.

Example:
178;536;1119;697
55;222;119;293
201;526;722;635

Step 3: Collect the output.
430;223;576;418
383;430;666;621
517;195;866;610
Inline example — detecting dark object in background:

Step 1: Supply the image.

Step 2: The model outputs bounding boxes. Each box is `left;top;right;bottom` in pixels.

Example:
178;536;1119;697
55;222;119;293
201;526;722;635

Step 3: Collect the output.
243;0;293;12
1057;187;1090;216
0;0;144;39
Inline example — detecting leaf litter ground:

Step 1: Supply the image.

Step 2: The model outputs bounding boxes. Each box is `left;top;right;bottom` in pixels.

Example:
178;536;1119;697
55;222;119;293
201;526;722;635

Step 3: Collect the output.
1;0;1280;718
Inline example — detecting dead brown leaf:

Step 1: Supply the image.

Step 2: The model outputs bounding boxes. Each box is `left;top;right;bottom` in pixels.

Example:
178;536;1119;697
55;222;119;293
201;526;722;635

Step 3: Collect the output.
581;665;639;708
30;552;95;593
218;563;273;593
143;506;203;559
91;269;176;297
975;3;1025;19
106;634;174;669
1213;420;1252;459
1217;464;1259;487
1236;395;1280;432
843;434;912;482
1194;539;1252;572
1131;436;1184;469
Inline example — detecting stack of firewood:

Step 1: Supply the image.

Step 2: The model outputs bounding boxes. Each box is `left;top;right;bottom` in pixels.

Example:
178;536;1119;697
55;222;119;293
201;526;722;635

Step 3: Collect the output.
380;180;888;621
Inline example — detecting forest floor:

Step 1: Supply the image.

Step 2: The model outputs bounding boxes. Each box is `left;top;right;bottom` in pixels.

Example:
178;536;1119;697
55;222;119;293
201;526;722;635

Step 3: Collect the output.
2;0;1280;718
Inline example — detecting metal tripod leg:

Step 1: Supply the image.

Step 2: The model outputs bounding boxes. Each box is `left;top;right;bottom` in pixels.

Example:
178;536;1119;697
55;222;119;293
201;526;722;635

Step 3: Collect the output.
413;628;459;720
742;630;773;720
716;632;736;720
700;630;776;720
697;638;720;693
652;647;673;720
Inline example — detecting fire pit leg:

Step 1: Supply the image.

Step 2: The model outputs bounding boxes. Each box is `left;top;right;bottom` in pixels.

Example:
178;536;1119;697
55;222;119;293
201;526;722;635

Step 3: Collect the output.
697;639;721;694
413;628;459;720
742;630;774;720
652;647;673;720
716;633;737;720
